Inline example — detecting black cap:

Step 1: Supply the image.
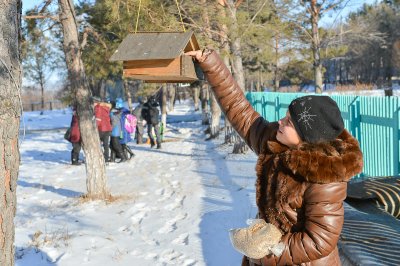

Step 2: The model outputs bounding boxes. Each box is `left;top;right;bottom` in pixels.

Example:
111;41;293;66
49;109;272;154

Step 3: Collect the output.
288;95;344;143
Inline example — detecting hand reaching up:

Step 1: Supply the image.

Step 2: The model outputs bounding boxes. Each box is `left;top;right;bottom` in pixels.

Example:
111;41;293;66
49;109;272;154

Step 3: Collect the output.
185;50;203;61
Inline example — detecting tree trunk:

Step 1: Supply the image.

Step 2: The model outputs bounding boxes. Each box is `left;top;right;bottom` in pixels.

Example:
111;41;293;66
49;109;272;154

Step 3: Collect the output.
209;88;221;139
273;32;280;92
217;4;235;145
168;84;176;112
224;0;248;154
40;75;45;114
124;79;132;110
200;82;209;125
225;0;246;90
310;0;323;94
161;85;168;133
192;83;200;111
58;0;108;200
0;1;22;265
99;79;106;99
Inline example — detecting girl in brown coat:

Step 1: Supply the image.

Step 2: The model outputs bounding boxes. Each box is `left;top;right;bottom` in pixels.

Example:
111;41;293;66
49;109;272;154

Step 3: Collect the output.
186;49;363;266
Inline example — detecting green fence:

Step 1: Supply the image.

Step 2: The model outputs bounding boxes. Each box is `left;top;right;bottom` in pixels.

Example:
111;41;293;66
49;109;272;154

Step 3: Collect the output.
246;92;400;179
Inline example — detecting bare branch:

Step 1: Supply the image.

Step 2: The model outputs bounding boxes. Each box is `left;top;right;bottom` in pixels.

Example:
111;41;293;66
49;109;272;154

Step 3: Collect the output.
235;0;244;8
81;30;89;50
81;27;108;50
248;0;269;25
39;0;54;14
23;14;59;22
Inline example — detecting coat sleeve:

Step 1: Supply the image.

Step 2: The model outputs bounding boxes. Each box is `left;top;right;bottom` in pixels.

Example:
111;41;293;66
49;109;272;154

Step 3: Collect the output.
260;182;347;265
198;50;278;155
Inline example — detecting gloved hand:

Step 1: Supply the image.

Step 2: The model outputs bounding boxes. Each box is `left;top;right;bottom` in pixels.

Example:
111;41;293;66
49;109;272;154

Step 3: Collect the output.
229;219;284;259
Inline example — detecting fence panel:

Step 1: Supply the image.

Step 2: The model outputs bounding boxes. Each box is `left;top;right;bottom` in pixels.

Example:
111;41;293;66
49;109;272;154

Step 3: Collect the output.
246;92;400;179
22;101;67;112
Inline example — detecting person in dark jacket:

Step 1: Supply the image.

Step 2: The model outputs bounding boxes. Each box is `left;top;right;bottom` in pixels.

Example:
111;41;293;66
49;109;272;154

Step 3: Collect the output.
94;97;112;162
68;108;82;165
132;96;146;144
186;49;363;266
142;95;161;149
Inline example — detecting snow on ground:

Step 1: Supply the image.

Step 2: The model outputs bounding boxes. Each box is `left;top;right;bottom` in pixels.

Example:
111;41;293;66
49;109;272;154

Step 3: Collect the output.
15;100;259;266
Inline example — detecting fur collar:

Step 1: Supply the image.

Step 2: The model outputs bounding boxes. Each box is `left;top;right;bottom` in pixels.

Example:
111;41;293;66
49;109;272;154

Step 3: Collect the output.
264;130;363;184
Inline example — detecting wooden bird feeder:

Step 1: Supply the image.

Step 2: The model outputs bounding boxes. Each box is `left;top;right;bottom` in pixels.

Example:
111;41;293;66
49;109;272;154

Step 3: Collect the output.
109;31;201;83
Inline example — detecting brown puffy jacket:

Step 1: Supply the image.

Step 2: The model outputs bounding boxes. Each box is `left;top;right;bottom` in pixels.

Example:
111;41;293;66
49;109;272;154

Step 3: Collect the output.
198;50;363;266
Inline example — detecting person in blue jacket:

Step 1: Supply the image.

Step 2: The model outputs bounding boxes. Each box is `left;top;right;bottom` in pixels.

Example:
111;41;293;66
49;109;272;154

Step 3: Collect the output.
110;98;127;163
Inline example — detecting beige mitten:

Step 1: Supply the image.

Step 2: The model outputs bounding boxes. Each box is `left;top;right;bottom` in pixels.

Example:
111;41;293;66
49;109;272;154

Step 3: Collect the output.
229;219;284;259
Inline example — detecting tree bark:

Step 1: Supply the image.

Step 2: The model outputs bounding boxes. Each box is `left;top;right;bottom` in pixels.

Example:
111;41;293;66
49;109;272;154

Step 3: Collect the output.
124;79;132;110
40;66;45;114
310;0;323;93
209;88;221;139
225;0;246;90
0;1;22;265
161;85;168;133
58;0;108;199
200;82;210;125
273;32;280;92
191;83;200;111
224;0;248;153
167;84;176;112
217;3;235;145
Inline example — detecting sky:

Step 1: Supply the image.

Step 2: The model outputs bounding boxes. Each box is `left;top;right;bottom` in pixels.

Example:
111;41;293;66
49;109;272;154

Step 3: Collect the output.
320;0;381;26
22;0;380;25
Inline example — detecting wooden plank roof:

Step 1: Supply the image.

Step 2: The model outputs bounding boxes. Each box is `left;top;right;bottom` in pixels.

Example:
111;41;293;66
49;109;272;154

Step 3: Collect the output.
110;31;199;61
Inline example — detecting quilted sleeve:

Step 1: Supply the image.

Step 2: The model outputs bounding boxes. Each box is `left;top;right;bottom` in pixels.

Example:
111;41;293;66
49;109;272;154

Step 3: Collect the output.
198;50;277;155
260;182;347;265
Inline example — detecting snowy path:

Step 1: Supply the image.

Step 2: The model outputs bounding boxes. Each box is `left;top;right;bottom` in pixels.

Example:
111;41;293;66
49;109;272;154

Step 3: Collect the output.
15;103;259;266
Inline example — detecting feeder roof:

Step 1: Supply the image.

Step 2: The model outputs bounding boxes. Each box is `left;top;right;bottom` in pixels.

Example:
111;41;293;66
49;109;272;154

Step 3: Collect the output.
110;31;199;62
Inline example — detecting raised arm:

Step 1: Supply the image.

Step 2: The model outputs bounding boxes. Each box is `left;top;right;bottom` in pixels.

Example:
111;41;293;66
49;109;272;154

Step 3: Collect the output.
188;49;278;155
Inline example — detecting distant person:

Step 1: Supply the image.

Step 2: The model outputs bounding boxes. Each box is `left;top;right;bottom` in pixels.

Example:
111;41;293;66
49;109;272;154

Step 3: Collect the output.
120;106;135;160
68;107;82;166
186;49;363;265
132;96;146;144
110;98;128;163
93;97;112;162
142;95;161;149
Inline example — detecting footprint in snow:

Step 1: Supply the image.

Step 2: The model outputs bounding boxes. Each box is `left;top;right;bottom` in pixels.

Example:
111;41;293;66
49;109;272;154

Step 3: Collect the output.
183;259;197;266
145;252;158;260
175;212;187;221
157;189;174;202
172;233;189;245
141;235;159;246
171;180;180;188
117;226;129;232
159;249;183;263
129;249;142;257
131;211;146;225
134;202;147;209
155;188;164;195
164;201;180;211
158;220;177;234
